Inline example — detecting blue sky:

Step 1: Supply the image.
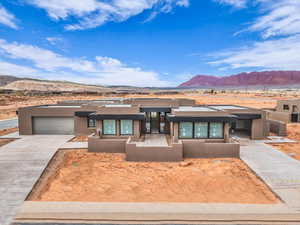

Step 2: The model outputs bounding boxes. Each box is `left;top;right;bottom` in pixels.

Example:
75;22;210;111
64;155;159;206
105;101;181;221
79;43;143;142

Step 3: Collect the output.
0;0;299;87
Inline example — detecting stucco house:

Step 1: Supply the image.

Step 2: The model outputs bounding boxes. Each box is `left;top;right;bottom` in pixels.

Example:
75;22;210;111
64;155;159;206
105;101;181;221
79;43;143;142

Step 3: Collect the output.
18;98;269;161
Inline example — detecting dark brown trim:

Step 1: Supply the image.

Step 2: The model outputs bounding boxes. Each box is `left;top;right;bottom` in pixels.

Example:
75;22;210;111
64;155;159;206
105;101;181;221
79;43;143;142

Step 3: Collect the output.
90;114;145;120
167;115;235;123
140;107;171;113
75;111;95;117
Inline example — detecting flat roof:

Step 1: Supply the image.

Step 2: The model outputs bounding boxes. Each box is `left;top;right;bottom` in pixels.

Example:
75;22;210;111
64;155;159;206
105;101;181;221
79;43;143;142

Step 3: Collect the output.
210;105;247;110
104;104;132;107
174;106;216;112
38;105;81;108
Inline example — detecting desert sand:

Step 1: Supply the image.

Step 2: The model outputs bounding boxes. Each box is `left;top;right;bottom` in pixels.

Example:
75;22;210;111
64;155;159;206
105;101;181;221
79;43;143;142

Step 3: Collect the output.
35;150;279;204
0;91;298;120
270;123;300;161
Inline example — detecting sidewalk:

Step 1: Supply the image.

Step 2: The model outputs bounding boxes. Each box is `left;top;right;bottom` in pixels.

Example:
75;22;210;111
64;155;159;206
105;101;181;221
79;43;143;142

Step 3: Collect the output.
241;142;300;210
0;135;72;225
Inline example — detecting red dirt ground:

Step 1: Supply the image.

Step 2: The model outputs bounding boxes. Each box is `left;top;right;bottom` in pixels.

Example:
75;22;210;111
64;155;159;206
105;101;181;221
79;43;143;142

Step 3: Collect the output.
35;150;279;204
270;123;300;161
0;127;18;136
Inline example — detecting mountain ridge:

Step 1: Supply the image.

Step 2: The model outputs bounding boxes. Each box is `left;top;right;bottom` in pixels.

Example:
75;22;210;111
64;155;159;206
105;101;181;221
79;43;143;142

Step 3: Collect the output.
179;71;300;87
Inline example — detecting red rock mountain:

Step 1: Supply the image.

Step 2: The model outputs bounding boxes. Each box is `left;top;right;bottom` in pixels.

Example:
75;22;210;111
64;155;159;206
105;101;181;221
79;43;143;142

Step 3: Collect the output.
179;71;300;87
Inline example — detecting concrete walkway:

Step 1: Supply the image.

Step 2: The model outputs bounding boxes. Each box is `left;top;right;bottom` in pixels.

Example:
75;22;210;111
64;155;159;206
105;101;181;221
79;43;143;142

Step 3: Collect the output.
60;141;88;149
135;134;168;147
241;142;300;211
0;135;72;225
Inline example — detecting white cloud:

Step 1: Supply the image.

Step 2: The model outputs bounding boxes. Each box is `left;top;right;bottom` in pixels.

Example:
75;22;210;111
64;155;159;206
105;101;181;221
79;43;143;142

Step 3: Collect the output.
25;0;189;30
214;0;247;8
249;0;300;38
0;61;38;76
0;39;171;87
209;35;300;70
46;37;63;46
0;4;18;29
209;0;300;72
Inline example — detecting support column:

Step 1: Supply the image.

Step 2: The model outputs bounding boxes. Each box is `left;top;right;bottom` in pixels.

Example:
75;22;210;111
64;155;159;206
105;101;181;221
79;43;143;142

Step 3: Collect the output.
224;122;230;143
96;120;102;137
133;120;140;139
173;122;179;142
116;120;120;136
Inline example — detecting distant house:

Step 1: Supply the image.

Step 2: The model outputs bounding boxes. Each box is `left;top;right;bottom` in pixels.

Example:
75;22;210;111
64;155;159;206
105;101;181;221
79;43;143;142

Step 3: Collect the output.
18;98;269;161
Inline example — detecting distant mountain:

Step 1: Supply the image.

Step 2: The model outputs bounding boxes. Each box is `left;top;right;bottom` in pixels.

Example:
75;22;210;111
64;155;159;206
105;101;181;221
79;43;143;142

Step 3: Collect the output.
0;75;110;92
0;75;21;86
179;71;300;88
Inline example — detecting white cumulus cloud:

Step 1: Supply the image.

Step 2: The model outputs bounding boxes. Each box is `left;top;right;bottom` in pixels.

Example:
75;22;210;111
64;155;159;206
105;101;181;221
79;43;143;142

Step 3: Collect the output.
209;35;300;70
25;0;189;30
0;39;171;87
0;4;18;29
214;0;247;8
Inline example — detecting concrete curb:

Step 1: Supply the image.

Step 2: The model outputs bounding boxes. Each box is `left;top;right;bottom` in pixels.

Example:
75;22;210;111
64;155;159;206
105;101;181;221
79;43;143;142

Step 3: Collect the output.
15;202;300;222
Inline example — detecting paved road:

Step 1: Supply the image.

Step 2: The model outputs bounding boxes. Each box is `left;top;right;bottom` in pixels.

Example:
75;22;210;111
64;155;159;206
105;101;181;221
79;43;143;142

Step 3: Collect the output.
241;142;300;210
0;135;72;225
11;223;278;225
0;118;18;130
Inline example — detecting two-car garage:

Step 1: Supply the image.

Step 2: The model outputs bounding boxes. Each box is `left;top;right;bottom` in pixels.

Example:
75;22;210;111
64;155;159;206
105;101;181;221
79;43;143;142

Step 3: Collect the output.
32;117;74;135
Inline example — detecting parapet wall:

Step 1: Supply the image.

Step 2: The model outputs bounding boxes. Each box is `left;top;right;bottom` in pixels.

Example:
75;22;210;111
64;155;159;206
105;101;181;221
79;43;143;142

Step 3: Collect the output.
267;119;287;136
266;110;290;123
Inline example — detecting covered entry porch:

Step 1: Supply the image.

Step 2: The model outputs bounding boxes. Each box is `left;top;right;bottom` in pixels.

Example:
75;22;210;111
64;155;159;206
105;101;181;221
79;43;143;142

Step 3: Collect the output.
140;107;171;134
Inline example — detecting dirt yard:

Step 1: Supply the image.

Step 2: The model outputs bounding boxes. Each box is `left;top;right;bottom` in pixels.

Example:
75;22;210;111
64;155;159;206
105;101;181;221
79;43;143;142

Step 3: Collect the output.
0;127;18;136
0;138;16;147
69;136;88;142
32;150;279;204
0;91;298;120
270;123;300;161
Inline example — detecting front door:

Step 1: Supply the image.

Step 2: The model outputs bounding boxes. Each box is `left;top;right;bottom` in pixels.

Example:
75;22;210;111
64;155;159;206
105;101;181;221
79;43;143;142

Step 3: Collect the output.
291;113;299;123
144;112;169;134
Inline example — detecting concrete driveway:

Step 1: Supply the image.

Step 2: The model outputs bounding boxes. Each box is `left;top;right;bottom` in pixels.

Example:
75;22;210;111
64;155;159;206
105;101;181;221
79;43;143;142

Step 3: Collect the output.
0;135;72;225
241;141;300;211
0;118;18;130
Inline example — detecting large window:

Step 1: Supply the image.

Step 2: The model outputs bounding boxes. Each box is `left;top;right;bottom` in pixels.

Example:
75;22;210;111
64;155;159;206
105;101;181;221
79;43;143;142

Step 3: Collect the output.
87;118;96;128
120;120;133;135
194;122;208;138
283;104;290;110
209;122;223;138
179;122;224;139
179;122;193;138
103;120;116;135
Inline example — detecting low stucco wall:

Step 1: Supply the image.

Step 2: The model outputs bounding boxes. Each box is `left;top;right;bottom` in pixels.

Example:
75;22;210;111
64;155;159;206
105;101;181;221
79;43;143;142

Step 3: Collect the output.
267;119;287;136
182;140;240;158
88;136;126;153
266;110;290;123
125;141;183;162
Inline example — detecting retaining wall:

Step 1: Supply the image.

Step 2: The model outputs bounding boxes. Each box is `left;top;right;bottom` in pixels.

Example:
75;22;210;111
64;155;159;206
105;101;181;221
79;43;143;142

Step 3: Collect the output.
125;139;183;162
88;135;126;153
182;140;240;158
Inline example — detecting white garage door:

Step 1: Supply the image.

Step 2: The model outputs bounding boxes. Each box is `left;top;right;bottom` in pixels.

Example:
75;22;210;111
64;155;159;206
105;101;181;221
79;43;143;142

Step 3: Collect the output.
33;117;74;134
